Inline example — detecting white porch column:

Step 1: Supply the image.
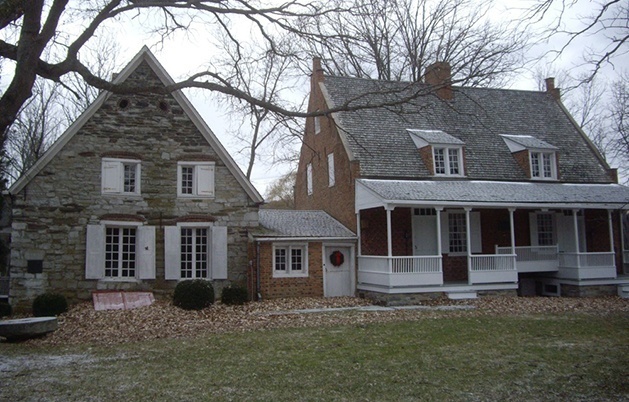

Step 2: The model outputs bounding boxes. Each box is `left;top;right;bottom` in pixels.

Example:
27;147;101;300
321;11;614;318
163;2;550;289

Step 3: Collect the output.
465;207;472;284
573;209;581;267
435;207;443;257
386;206;393;273
356;211;362;256
608;210;615;253
509;208;516;255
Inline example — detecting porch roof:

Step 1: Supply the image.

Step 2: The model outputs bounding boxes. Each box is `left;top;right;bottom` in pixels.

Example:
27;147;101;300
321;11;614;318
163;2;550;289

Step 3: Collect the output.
255;209;356;240
356;179;629;211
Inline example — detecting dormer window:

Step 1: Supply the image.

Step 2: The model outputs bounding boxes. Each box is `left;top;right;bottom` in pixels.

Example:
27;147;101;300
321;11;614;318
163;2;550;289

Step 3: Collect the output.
501;134;559;181
530;151;556;179
434;147;462;176
407;129;465;177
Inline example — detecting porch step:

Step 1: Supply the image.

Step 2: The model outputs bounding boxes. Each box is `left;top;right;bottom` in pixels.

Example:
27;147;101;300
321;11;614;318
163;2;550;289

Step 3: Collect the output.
618;284;629;299
447;291;478;300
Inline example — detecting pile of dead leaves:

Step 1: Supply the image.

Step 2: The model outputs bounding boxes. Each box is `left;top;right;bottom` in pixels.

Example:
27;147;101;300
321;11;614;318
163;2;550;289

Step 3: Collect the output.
12;296;629;346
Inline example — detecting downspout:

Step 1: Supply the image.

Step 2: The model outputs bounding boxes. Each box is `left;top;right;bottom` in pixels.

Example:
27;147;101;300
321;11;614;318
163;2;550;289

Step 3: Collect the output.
256;241;262;301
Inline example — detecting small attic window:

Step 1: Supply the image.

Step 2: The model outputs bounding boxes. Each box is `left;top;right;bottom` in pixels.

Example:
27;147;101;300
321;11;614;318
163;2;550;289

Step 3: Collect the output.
407;129;465;177
118;99;130;109
158;100;170;112
501;134;559;180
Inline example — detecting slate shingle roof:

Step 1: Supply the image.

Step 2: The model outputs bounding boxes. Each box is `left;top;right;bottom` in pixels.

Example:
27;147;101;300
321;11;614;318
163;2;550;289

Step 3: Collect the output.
322;75;611;183
257;210;356;238
358;179;629;207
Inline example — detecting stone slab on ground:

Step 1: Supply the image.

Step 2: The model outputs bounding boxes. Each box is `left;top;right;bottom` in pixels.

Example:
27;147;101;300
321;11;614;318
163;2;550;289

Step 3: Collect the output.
92;291;155;311
0;317;58;341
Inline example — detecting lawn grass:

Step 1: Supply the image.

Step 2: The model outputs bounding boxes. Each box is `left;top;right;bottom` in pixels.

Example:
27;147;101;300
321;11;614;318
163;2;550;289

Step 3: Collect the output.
1;312;627;401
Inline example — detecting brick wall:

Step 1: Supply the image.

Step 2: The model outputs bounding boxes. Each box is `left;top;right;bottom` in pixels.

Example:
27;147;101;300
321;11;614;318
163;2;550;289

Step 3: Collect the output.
9;60;259;309
294;63;359;232
255;241;324;299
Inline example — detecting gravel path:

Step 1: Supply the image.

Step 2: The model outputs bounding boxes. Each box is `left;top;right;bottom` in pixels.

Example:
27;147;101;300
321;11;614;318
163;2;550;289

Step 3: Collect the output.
5;296;628;346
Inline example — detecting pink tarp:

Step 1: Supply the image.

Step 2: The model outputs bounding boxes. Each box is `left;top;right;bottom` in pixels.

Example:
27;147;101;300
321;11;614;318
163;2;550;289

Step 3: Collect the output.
92;291;155;311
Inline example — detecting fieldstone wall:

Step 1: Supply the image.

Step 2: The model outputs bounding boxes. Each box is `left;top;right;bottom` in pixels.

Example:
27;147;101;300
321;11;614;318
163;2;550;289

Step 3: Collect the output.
560;284;617;297
9;60;260;310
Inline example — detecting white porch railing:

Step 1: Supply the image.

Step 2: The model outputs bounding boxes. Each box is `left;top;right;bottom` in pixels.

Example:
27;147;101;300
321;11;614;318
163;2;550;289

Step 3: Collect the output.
496;245;559;272
558;252;617;280
468;254;518;284
357;255;443;287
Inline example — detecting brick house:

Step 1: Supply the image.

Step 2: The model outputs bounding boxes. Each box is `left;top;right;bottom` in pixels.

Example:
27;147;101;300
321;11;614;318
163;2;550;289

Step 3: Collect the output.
295;59;629;303
251;209;356;299
6;47;263;309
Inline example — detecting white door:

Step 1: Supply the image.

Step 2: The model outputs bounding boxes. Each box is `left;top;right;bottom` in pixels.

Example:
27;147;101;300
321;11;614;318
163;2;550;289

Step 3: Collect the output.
324;246;353;297
413;215;438;255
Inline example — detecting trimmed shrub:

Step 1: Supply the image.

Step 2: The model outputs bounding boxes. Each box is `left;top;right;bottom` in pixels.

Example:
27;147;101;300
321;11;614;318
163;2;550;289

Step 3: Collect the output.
221;285;248;305
0;301;11;318
173;279;215;310
32;293;68;317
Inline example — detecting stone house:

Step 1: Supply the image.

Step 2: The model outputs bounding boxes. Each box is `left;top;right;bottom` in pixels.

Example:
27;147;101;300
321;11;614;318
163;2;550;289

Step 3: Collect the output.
6;47;263;309
250;209;356;299
295;59;629;303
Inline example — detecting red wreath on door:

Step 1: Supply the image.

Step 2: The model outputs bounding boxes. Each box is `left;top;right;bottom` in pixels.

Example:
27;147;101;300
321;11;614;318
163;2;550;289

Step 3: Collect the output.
329;250;345;267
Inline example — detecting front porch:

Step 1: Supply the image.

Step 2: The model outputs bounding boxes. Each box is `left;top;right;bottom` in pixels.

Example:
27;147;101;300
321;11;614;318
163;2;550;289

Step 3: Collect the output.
355;180;628;295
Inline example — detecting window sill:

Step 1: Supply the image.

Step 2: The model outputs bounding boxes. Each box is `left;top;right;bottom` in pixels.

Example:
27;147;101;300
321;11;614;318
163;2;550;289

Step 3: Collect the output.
99;278;141;283
273;272;309;279
177;195;215;199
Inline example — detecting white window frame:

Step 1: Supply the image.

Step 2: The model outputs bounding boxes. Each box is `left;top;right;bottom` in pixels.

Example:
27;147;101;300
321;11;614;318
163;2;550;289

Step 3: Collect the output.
529;151;557;180
104;225;138;279
314;111;321;134
164;224;228;281
307;163;313;195
530;212;557;246
85;221;155;282
179;226;210;279
273;243;308;278
177;161;215;198
448;212;467;254
327;153;335;187
101;158;141;195
433;146;463;176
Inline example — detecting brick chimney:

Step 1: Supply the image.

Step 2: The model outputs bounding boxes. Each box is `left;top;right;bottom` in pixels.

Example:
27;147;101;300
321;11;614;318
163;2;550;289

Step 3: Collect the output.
311;57;325;89
545;77;561;100
424;62;453;100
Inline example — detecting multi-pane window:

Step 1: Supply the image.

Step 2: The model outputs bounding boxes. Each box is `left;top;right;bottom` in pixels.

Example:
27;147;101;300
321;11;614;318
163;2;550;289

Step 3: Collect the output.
307;163;313;195
537;213;555;246
102;158;141;195
434;147;462;176
177;162;215;197
180;228;209;279
314;115;321;134
105;227;136;278
274;245;307;277
448;212;467;253
328;153;335;187
123;163;137;193
530;151;556;179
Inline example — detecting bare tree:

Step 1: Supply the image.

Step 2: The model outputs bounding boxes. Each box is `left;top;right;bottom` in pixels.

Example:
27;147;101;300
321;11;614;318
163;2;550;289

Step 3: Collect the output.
4;79;63;181
264;170;296;209
609;72;628;182
0;0;345;153
212;35;305;179
528;0;628;83
299;0;529;86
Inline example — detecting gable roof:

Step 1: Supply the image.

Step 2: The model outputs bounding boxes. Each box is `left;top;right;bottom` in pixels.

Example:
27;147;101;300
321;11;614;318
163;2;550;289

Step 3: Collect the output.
319;75;612;183
256;209;356;240
8;46;263;203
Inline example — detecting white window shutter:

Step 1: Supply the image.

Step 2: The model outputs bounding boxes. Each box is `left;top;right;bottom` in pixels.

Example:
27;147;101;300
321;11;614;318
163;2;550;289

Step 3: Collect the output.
328;153;335;187
85;225;105;279
211;226;228;280
196;164;215;197
470;211;482;253
164;226;181;280
102;160;120;193
137;226;156;279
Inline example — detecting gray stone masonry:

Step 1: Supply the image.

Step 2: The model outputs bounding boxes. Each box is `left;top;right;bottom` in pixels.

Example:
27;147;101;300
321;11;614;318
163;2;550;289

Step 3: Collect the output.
9;61;260;310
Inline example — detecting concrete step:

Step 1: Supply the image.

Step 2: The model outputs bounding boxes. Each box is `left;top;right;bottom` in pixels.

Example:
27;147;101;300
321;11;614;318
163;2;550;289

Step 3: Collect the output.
447;291;478;300
618;284;629;299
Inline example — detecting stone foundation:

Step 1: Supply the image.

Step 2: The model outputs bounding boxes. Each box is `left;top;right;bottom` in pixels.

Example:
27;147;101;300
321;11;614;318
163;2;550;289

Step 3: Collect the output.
560;284;617;298
358;290;445;306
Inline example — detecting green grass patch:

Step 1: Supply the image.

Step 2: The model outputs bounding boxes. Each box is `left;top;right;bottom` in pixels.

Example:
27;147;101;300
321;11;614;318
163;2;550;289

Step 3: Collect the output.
1;312;627;401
